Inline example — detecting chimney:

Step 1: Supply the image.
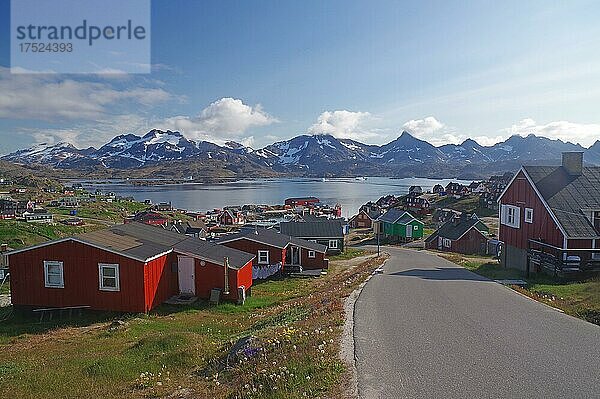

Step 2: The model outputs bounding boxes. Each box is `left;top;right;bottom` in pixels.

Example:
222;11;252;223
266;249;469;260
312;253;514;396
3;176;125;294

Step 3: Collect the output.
562;152;583;176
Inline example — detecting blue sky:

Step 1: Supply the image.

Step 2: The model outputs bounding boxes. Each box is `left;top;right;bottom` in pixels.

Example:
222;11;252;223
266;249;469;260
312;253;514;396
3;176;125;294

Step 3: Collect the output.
1;0;600;154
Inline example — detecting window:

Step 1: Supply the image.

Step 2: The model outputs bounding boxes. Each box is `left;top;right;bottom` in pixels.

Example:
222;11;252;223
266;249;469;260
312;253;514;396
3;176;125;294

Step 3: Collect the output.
443;238;451;248
44;261;64;288
308;250;316;258
98;263;120;291
328;240;338;249
593;211;600;232
257;250;269;265
413;225;419;230
524;208;534;223
501;205;520;228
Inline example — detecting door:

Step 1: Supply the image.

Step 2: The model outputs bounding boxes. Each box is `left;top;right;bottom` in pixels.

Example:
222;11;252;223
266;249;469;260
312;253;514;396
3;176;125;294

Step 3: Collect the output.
290;246;301;265
177;256;195;295
406;224;413;238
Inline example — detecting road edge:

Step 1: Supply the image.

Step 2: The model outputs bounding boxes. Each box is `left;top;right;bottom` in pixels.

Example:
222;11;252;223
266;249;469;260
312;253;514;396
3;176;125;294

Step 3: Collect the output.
340;257;387;399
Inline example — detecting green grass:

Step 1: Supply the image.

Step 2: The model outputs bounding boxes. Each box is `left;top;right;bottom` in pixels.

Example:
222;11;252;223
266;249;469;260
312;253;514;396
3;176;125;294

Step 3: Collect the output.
329;247;366;260
0;254;386;399
0;220;104;249
49;201;148;222
0;281;9;295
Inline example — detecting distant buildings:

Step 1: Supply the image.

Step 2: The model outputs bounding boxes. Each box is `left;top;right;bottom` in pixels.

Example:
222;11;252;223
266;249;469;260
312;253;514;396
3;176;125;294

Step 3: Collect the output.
125;211;169;226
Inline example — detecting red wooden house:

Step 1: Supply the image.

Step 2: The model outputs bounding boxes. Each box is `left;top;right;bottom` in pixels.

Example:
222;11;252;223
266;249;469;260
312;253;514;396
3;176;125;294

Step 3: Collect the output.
498;152;600;274
6;223;254;313
349;209;381;229
402;195;431;215
425;214;490;255
218;209;245;226
218;228;328;278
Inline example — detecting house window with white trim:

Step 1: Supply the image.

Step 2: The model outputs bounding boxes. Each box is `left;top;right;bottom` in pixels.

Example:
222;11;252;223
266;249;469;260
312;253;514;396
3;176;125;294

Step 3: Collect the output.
328;240;338;249
501;205;520;228
443;238;451;248
257;250;269;264
98;263;120;291
44;261;64;288
524;208;534;223
308;250;316;258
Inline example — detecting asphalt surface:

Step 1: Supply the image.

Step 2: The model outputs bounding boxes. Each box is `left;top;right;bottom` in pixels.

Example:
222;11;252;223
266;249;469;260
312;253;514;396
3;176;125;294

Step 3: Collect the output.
354;247;600;399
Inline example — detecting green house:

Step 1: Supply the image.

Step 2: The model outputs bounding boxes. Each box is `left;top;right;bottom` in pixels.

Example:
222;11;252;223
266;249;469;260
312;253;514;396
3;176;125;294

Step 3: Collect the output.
377;208;424;240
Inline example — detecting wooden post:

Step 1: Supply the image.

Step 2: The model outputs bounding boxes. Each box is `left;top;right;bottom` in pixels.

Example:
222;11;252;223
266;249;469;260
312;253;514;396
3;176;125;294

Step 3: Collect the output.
223;257;230;295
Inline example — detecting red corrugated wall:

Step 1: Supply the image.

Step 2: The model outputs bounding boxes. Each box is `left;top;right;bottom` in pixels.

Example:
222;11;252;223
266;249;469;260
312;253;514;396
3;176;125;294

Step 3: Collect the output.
8;240;149;312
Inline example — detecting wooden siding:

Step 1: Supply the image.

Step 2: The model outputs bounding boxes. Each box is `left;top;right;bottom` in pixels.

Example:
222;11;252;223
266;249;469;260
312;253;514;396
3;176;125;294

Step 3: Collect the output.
499;170;564;250
298;247;327;270
8;240;148;312
451;228;488;255
220;239;285;268
194;259;253;302
144;252;178;312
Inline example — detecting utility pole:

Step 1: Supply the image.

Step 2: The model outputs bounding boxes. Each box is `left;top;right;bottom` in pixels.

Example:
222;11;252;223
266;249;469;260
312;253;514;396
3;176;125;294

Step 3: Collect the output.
376;221;381;257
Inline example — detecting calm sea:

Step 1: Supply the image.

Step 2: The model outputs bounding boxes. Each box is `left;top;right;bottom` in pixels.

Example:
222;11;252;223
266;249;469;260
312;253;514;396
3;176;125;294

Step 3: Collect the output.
80;177;472;217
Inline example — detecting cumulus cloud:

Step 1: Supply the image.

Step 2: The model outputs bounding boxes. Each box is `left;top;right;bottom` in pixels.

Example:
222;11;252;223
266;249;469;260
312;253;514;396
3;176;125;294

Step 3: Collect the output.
504;118;600;147
401;116;458;146
307;110;379;141
157;97;277;145
0;67;172;121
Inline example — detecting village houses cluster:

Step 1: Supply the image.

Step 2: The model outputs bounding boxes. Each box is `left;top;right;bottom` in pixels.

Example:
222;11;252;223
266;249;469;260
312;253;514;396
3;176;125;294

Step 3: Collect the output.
1;152;599;315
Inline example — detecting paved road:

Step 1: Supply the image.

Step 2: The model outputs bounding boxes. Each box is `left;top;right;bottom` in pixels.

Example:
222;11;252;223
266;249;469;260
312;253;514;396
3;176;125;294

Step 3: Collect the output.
354;247;600;399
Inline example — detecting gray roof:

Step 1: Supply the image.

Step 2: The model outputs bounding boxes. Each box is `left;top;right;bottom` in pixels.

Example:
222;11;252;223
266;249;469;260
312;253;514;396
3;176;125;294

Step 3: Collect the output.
218;227;327;253
425;217;489;243
279;220;344;239
174;238;254;269
378;209;422;225
523;165;600;238
9;222;254;269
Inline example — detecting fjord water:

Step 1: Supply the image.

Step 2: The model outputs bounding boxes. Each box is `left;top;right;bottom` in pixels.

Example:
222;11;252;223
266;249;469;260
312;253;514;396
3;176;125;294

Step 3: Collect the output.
82;177;471;217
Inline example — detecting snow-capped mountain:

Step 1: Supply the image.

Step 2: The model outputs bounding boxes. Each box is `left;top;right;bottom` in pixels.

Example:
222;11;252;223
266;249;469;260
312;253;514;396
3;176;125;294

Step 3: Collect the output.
584;140;600;165
2;129;598;179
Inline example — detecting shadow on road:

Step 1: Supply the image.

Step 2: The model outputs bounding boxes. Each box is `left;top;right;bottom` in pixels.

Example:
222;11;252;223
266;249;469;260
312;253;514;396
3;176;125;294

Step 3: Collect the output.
390;267;490;282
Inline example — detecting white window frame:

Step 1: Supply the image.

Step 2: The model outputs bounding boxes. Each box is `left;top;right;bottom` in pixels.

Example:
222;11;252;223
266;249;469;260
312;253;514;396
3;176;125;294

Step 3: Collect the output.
257;250;269;265
524;208;534;224
501;204;520;228
308;250;316;258
328;239;338;249
98;263;120;292
44;260;64;288
443;238;451;248
413;225;419;230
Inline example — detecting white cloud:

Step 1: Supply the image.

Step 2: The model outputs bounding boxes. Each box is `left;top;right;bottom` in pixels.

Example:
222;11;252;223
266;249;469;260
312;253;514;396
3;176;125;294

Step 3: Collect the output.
504;118;600;147
307;110;379;141
23;114;149;149
401;116;456;145
0;67;172;121
157;97;277;145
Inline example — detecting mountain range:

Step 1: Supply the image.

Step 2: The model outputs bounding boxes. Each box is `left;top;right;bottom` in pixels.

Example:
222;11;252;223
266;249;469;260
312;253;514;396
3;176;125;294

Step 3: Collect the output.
2;129;599;180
